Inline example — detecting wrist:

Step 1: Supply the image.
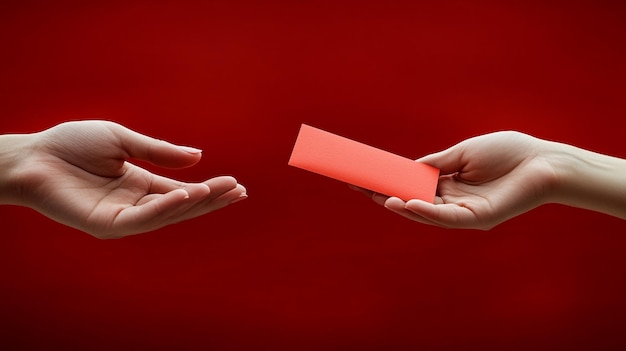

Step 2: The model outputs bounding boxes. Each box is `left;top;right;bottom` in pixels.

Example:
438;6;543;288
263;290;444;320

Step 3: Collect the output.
547;140;626;219
0;133;38;205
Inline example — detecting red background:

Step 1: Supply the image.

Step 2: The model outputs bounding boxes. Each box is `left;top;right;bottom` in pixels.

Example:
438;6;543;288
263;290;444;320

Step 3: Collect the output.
1;1;625;350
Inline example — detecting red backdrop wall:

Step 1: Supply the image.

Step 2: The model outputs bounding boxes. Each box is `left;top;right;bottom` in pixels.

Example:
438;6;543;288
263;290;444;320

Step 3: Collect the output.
1;1;625;350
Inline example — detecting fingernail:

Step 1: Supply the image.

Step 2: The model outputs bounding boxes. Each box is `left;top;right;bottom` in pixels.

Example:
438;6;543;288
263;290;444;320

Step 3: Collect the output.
229;194;248;204
179;146;203;154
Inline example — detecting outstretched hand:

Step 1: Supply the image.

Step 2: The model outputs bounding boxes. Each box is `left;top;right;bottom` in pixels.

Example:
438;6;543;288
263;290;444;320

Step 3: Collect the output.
353;131;559;230
5;120;247;238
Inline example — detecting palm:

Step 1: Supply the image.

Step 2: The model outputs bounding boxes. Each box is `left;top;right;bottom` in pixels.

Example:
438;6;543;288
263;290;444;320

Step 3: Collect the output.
428;156;552;229
362;131;557;230
20;121;245;238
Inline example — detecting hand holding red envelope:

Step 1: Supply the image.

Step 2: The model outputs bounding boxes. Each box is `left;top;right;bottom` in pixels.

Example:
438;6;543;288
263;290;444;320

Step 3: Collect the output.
289;124;440;202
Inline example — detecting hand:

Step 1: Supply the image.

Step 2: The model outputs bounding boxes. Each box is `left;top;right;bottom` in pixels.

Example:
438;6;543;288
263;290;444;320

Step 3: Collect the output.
2;120;247;238
353;131;560;230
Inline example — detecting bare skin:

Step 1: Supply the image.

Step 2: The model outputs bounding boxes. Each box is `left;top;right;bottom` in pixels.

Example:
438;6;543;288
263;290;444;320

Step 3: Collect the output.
0;120;247;238
353;131;626;230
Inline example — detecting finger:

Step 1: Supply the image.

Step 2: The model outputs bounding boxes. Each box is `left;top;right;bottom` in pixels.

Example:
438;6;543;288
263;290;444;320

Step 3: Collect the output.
112;183;214;236
405;199;488;230
202;176;239;200
111;188;192;237
416;142;467;176
348;184;378;199
383;197;445;227
348;184;367;194
186;183;247;217
148;175;237;196
213;183;247;204
371;193;389;206
384;196;406;211
347;184;391;206
148;173;188;194
201;184;248;215
141;175;239;217
169;184;248;223
114;123;203;169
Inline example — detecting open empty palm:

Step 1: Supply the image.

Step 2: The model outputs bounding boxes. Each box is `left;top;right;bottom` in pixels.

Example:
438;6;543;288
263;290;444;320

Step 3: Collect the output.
15;120;246;238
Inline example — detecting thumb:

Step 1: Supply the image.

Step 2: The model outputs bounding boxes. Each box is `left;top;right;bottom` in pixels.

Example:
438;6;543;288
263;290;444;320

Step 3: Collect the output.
416;142;467;176
116;124;203;169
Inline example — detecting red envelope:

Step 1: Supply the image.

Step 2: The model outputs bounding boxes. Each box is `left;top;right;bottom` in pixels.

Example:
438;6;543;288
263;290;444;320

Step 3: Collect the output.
288;124;440;202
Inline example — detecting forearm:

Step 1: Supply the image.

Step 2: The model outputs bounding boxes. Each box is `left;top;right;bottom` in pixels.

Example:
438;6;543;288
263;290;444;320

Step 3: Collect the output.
549;141;626;219
0;133;35;205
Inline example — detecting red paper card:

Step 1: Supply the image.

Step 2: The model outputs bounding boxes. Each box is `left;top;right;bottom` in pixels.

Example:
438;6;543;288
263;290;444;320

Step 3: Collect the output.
288;124;440;202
